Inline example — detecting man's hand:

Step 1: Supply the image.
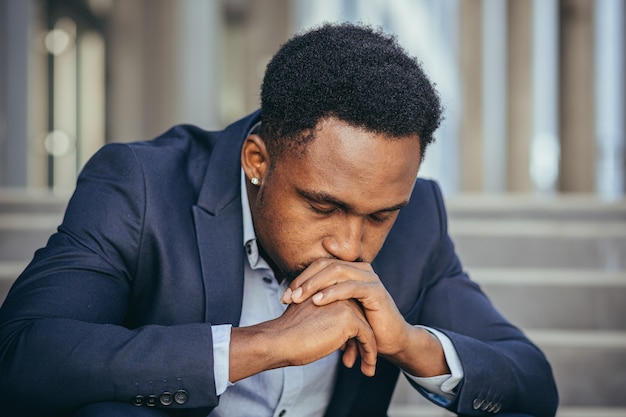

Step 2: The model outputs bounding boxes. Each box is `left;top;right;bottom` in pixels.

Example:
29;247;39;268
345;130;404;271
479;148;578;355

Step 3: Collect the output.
229;296;377;383
281;259;410;356
281;258;449;378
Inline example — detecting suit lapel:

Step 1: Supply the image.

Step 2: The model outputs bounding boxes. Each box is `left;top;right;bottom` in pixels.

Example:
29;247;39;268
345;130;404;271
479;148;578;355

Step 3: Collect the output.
192;111;261;326
193;204;245;325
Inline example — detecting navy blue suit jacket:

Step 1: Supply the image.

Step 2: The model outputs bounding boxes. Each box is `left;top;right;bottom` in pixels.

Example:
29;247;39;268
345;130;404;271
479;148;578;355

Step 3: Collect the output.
0;111;557;417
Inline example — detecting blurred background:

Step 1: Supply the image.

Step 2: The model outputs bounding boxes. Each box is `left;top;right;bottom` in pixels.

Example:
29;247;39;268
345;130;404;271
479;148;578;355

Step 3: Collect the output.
1;0;625;196
0;0;625;416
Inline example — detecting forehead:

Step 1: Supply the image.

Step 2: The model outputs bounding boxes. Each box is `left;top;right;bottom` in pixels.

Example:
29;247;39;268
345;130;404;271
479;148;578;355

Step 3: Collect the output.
273;118;422;209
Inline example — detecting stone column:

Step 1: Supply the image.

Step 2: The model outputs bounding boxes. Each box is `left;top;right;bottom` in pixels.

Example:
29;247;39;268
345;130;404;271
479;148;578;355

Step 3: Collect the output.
507;0;533;192
559;0;595;192
482;0;508;193
459;0;484;192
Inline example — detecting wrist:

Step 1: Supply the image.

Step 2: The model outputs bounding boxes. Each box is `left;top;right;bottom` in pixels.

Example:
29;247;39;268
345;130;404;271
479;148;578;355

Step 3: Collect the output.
229;322;285;382
384;325;449;378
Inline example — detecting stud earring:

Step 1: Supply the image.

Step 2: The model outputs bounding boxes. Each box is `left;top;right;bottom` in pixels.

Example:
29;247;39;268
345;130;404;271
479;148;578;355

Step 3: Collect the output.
250;177;260;186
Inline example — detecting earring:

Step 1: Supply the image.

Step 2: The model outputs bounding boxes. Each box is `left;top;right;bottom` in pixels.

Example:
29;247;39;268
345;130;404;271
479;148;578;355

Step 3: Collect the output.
250;177;260;186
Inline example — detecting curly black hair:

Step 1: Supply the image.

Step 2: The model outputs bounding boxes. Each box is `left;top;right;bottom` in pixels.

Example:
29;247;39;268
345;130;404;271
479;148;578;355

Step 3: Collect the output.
260;22;443;162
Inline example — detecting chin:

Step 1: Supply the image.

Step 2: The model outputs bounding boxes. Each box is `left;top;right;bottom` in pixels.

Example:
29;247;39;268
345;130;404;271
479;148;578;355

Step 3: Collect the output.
281;267;305;284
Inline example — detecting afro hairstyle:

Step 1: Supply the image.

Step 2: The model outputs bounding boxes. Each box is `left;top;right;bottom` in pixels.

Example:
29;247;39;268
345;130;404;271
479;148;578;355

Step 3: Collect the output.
259;22;443;161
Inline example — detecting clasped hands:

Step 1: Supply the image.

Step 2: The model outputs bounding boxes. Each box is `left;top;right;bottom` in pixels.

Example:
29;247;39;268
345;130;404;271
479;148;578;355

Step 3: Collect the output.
278;258;414;377
229;258;447;383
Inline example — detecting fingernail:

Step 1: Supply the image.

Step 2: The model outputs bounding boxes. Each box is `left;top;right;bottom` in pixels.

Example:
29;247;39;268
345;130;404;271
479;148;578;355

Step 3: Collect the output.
281;288;292;304
312;293;323;304
292;287;302;300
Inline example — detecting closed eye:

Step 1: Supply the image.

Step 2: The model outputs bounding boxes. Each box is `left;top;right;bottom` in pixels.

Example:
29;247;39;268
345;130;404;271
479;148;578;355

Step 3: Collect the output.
369;211;396;223
309;204;338;215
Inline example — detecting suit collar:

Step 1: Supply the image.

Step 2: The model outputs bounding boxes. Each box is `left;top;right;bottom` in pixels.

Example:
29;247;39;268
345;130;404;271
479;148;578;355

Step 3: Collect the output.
196;110;262;215
192;110;261;326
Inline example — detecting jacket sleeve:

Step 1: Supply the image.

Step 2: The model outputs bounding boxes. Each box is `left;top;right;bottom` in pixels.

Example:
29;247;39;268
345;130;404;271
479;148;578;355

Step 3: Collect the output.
416;181;558;417
0;143;218;417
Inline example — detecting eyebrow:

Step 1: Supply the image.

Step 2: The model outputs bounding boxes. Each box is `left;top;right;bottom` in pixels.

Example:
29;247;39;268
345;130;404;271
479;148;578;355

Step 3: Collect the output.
297;188;409;214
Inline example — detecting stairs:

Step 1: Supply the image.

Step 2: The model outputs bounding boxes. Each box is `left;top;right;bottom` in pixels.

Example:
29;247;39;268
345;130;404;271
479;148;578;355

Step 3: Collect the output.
0;189;67;304
1;189;625;416
390;194;626;417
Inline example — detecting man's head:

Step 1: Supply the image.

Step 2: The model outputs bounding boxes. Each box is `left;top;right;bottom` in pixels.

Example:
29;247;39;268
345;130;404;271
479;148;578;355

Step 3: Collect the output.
242;23;442;282
259;22;442;163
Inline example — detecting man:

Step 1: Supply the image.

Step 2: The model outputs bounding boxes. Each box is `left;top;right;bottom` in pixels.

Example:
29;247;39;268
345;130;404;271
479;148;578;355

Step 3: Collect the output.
0;23;558;417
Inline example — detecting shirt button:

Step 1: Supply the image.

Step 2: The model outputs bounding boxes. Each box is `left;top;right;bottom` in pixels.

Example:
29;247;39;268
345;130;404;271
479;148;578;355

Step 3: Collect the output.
262;276;272;284
278;410;287;417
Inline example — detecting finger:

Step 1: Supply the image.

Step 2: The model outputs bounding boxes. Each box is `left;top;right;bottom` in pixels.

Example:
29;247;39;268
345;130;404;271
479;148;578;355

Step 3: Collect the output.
350;307;378;377
290;259;373;292
355;332;378;377
286;258;337;292
311;281;383;310
285;261;376;304
280;260;332;304
342;339;358;368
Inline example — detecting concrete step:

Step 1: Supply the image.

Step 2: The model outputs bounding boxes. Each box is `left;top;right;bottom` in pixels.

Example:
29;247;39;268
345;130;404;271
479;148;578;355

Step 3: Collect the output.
554;408;626;417
0;188;67;263
0;261;27;304
447;194;626;222
0;213;61;261
527;329;626;407
388;403;626;417
3;211;625;267
0;188;69;214
450;219;626;269
390;329;626;409
471;268;626;330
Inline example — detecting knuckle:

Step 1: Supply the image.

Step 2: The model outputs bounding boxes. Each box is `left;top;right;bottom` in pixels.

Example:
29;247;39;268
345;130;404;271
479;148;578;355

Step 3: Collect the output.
300;280;314;293
315;257;333;268
362;262;374;272
328;262;345;275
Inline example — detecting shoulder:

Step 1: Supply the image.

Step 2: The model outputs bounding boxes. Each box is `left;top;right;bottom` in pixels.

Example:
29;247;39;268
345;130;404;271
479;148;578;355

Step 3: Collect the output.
398;178;447;229
112;110;262;176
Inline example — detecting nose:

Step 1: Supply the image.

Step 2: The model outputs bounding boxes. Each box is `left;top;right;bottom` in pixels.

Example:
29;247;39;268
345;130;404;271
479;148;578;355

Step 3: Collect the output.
322;216;364;262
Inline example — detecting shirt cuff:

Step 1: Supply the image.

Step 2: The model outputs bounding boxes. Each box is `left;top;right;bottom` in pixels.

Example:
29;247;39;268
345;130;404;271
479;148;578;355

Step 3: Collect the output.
403;326;464;402
211;324;233;396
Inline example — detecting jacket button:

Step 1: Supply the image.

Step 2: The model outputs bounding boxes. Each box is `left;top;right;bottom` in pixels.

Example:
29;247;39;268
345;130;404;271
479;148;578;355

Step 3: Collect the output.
472;398;483;410
160;391;173;406
481;401;492;411
492;403;501;413
146;395;157;407
132;395;144;406
174;390;189;405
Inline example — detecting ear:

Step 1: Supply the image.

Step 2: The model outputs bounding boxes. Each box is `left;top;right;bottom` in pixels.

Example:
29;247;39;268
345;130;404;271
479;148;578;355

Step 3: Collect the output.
241;134;270;185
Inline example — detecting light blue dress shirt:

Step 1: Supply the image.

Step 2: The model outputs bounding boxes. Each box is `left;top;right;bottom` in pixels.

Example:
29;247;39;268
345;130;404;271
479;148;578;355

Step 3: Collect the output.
207;163;463;416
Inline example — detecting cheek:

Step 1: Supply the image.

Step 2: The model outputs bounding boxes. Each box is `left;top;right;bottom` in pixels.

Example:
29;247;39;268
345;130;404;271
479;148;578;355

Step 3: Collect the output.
259;199;321;255
279;208;323;248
